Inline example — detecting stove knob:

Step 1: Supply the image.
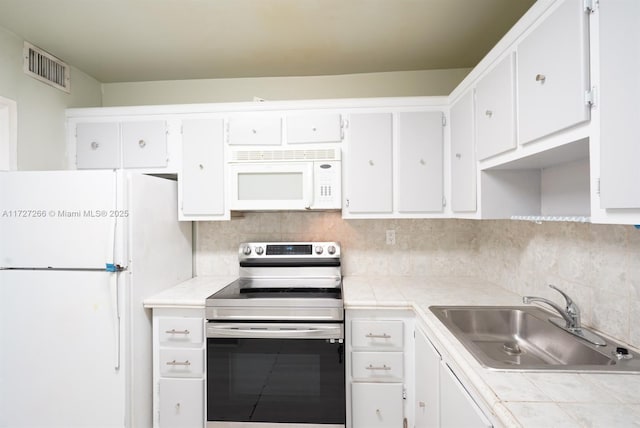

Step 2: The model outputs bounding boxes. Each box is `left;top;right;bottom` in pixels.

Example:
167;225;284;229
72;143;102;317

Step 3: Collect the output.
315;246;324;255
327;245;336;255
255;246;264;255
243;246;252;256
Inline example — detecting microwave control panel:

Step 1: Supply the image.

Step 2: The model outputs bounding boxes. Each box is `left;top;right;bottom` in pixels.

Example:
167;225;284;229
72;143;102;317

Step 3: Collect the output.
313;161;341;209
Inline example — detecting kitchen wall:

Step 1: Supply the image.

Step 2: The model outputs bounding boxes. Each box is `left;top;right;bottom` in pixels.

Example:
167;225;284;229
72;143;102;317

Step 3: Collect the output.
100;68;470;106
0;26;102;170
195;213;640;349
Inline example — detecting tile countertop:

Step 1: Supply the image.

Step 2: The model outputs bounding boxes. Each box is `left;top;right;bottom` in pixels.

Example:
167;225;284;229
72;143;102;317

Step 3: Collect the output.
345;276;640;428
143;275;640;427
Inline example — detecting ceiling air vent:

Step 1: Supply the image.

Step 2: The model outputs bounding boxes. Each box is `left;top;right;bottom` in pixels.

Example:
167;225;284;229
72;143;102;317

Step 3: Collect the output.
23;42;70;93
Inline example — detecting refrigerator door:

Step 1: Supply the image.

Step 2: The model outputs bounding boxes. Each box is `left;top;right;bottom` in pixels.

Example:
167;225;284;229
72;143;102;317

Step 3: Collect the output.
0;269;125;427
0;170;120;269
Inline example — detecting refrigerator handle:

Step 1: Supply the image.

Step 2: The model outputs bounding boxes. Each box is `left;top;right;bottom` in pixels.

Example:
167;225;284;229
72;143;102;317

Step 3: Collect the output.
111;272;121;371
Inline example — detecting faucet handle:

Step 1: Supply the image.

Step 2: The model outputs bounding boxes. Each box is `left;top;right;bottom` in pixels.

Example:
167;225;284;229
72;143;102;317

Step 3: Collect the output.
548;284;580;319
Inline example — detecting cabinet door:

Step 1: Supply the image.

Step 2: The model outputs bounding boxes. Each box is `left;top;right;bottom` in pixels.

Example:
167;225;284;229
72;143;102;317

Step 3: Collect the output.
345;113;393;214
440;363;492;428
122;120;168;168
76;122;120;169
228;115;282;146
599;0;640;209
351;382;403;428
475;54;516;160
159;378;204;428
517;0;590;144
450;91;477;212
287;113;342;143
181;118;225;217
397;111;444;213
415;329;440;428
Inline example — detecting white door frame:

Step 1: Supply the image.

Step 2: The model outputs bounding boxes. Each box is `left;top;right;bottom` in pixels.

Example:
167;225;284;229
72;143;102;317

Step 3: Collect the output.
0;95;18;171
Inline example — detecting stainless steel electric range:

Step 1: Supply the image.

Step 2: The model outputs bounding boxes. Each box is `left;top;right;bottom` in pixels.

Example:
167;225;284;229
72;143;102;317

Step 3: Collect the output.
205;242;345;428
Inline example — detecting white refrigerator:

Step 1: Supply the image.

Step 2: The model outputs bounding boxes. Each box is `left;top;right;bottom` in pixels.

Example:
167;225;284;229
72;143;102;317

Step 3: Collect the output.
0;170;193;428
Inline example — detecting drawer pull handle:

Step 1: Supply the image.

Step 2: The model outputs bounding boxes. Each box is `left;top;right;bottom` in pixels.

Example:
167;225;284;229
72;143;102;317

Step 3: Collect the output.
165;329;190;335
166;360;191;366
366;333;391;339
366;364;391;370
535;74;546;84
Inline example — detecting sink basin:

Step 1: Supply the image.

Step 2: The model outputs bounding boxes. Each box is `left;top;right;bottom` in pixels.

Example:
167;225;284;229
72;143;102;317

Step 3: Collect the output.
429;306;640;372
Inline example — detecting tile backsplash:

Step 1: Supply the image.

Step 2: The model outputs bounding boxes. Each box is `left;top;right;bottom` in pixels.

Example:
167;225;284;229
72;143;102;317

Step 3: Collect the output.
196;212;640;348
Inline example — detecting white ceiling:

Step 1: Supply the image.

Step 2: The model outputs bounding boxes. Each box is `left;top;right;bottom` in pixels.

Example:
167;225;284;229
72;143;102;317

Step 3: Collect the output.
0;0;535;83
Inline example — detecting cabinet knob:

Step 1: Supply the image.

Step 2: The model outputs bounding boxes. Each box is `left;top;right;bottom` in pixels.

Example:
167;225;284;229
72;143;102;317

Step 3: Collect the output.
368;160;374;166
252;129;257;134
419;158;426;165
199;164;204;170
455;153;462;159
90;141;99;150
138;139;146;148
419;401;426;408
485;110;493;118
312;127;317;132
535;74;546;84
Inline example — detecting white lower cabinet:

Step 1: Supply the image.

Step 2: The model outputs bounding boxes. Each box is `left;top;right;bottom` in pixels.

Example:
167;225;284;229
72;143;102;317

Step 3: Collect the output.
440;363;492;428
351;383;404;428
347;309;414;428
415;324;493;428
159;378;204;428
415;327;440;428
153;309;206;428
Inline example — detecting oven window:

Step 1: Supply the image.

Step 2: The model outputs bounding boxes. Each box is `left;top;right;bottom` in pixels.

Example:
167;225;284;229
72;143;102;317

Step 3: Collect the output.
207;338;345;424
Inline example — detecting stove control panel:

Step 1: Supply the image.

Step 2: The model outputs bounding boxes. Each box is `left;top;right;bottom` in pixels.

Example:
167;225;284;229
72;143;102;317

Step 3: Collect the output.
239;242;340;259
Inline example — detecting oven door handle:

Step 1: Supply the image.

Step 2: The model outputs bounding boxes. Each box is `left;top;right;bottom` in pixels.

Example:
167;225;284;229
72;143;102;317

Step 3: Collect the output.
207;323;344;339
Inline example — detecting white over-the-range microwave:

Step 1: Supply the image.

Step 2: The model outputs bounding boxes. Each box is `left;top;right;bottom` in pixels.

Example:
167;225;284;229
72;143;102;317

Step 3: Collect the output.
227;148;341;211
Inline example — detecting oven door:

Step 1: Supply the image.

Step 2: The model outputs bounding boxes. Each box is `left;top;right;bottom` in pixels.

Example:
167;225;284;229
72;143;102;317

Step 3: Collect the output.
206;323;345;427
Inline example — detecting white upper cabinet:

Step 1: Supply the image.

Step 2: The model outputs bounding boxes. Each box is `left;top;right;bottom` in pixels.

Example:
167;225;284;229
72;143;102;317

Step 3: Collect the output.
76;122;120;169
475;54;516;160
450;92;477;213
286;113;343;144
517;0;590;145
227;115;282;146
396;111;444;213
122;120;168;168
76;120;168;169
344;113;393;215
598;0;640;209
180;118;227;220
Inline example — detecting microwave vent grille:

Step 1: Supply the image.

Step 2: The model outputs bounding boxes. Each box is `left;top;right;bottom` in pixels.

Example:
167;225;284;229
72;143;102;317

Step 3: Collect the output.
231;149;339;162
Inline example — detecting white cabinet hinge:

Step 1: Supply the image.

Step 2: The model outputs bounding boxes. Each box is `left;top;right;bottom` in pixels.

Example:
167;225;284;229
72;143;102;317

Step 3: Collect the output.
402;387;407;400
442;114;447;127
346;198;350;208
596;177;601;195
341;117;348;140
442;195;447;207
585;87;597;108
584;0;598;13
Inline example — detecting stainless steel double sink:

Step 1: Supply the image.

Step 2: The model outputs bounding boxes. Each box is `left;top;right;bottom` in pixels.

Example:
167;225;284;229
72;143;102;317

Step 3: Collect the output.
430;306;640;372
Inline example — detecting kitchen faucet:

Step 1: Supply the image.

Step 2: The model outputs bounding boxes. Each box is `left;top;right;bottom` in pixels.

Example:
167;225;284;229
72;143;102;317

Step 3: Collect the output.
523;284;606;346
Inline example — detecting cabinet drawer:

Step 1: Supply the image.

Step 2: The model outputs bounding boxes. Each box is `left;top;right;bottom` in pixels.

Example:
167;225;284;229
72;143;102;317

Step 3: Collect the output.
351;320;403;349
286;113;342;143
159;349;204;378
159;317;203;346
159;378;204;428
352;352;403;381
